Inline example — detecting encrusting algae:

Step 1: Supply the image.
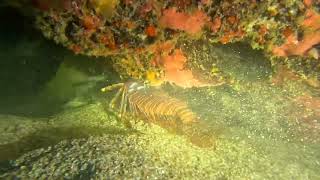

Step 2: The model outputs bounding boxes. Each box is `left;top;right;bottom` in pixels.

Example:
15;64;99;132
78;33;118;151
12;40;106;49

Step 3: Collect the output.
91;0;119;19
14;0;317;86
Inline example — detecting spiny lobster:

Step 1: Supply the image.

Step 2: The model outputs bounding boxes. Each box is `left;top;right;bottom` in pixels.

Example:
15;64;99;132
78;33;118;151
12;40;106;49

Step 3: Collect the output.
101;81;215;148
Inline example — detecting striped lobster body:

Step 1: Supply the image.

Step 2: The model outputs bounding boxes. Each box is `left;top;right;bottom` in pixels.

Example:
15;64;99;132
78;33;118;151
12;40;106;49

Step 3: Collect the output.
102;81;215;148
127;83;199;126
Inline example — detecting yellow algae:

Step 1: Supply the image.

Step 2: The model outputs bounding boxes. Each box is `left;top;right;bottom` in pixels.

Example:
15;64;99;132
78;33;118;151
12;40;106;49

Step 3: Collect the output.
91;0;119;19
145;70;163;86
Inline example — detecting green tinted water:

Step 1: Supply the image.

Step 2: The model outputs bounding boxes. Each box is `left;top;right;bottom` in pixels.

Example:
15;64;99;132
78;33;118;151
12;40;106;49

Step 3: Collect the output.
0;9;319;179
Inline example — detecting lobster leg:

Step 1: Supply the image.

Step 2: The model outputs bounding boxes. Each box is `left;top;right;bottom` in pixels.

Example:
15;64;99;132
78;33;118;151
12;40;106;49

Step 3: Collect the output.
121;87;128;118
119;86;127;118
119;86;133;128
109;86;123;109
128;96;140;124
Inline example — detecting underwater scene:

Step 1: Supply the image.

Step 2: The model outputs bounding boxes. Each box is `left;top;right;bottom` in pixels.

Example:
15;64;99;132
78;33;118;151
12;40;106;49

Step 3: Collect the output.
0;0;320;179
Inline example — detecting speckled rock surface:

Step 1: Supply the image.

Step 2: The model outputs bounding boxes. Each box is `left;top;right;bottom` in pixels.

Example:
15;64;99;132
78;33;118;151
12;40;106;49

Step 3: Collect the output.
1;98;319;179
0;115;48;146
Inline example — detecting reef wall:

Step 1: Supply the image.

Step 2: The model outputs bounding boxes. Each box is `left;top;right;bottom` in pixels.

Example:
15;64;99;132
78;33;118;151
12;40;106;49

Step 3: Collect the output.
3;0;320;87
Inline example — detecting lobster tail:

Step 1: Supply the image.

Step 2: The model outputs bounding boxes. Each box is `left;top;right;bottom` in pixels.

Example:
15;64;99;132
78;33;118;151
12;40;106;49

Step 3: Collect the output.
181;121;216;148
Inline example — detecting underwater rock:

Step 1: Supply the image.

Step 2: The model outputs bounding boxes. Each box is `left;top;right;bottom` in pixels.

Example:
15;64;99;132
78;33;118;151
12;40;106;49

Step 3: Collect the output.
2;115;320;179
90;0;119;19
0;115;48;146
1;85;320;179
5;0;319;86
15;0;312;60
1;2;320;178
